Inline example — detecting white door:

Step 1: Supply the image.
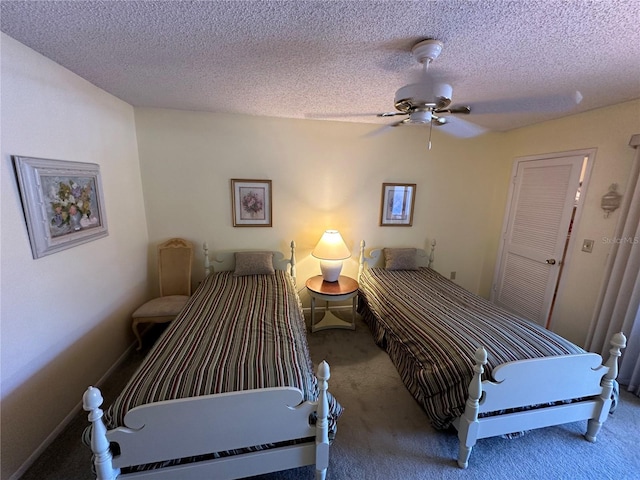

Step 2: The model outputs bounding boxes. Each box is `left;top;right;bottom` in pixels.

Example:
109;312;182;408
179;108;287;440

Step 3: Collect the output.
491;153;586;326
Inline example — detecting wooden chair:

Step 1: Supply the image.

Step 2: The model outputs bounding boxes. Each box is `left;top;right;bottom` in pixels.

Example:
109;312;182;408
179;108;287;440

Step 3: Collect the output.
132;238;193;350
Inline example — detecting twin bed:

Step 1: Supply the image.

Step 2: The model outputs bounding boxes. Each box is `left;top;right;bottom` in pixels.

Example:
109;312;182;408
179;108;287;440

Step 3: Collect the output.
83;242;342;480
357;241;626;468
83;238;625;478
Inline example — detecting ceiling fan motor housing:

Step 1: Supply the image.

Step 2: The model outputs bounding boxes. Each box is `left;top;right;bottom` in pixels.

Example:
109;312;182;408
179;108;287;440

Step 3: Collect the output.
412;39;444;64
394;82;453;112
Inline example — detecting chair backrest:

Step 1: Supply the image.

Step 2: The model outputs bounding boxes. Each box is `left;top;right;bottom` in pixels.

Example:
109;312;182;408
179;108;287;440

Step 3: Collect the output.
158;238;193;296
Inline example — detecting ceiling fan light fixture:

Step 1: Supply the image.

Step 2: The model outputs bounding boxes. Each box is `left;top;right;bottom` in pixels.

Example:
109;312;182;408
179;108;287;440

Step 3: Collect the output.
409;110;432;124
394;82;453;112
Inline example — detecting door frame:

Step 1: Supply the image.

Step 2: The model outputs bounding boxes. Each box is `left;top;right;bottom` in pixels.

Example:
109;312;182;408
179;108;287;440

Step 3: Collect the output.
491;148;597;329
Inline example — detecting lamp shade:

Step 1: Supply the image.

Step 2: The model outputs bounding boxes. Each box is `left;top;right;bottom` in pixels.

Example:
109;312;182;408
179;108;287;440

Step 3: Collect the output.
312;230;351;261
312;230;351;282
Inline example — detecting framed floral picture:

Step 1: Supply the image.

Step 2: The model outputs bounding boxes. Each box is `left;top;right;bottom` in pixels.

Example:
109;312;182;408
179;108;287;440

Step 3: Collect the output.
13;156;109;258
231;179;272;227
380;182;416;226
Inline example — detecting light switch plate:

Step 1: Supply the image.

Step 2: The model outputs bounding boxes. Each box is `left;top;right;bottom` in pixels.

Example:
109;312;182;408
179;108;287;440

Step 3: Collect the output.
582;239;594;253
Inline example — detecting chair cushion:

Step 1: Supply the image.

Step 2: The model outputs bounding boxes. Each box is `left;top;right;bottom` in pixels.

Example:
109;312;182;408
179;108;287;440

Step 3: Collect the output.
132;295;190;318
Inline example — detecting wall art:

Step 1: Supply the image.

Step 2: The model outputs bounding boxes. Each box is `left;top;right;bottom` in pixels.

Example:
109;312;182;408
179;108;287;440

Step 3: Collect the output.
13;156;108;258
380;182;416;226
231;179;272;227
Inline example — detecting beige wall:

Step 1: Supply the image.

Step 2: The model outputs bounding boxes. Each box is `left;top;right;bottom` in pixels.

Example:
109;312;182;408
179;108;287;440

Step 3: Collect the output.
503;100;640;346
135;101;639;346
0;34;149;479
134;108;512;301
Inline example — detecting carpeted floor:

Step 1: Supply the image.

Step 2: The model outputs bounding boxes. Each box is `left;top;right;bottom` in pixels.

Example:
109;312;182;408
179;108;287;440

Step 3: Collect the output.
22;313;640;480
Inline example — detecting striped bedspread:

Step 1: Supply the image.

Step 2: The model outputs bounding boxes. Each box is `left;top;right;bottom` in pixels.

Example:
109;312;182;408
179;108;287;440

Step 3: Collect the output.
358;267;584;429
105;270;342;436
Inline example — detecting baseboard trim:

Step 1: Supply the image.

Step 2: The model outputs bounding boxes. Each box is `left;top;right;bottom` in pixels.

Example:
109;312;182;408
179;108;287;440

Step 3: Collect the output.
10;341;137;480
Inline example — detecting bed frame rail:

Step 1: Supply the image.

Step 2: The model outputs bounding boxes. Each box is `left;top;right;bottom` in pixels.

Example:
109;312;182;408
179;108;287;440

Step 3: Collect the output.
101;443;318;480
453;332;627;468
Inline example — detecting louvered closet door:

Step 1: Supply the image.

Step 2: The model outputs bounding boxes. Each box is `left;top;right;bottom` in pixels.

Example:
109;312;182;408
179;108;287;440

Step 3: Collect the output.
492;155;584;326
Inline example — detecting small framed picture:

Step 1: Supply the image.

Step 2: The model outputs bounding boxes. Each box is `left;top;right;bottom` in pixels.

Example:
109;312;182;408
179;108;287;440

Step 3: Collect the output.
379;183;416;226
13;156;109;258
231;179;272;227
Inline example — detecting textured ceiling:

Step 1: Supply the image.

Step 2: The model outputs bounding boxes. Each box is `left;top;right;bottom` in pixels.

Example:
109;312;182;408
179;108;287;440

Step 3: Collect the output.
1;0;639;134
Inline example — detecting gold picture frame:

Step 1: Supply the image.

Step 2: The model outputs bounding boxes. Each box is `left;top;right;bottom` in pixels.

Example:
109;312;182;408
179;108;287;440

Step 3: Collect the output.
231;179;272;227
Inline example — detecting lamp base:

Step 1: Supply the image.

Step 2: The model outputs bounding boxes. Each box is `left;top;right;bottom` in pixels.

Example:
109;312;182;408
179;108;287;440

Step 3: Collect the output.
320;260;343;282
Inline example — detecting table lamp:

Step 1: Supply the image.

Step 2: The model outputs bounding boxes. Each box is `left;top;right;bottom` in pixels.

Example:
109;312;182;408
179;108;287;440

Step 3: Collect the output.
312;230;351;282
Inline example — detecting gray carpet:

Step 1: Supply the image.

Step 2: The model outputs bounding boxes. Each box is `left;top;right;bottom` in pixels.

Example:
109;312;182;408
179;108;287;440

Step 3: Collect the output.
22;314;640;480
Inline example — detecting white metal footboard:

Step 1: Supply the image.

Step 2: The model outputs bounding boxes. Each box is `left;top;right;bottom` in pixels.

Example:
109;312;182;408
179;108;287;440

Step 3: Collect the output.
453;333;626;468
83;361;332;480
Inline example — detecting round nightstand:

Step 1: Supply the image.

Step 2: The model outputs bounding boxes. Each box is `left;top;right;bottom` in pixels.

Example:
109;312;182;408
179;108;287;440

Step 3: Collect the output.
306;275;358;332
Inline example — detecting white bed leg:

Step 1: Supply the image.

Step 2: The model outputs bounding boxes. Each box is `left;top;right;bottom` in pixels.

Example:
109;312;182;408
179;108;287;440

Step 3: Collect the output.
83;387;120;480
457;347;487;469
315;361;330;480
585;332;627;442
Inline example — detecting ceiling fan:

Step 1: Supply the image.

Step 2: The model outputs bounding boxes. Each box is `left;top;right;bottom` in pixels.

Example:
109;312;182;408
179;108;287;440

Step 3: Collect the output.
372;39;583;149
370;39;483;148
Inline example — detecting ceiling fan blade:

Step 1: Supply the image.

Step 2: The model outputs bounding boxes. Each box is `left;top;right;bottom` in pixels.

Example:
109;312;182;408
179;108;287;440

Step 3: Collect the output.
468;91;583;115
390;118;409;127
364;124;393;138
436;105;471;115
378;111;409;118
436;115;488;138
364;118;408;137
305;112;383;119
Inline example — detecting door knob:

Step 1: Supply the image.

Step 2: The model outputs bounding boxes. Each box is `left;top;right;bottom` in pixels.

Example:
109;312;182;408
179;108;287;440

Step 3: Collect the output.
545;259;557;265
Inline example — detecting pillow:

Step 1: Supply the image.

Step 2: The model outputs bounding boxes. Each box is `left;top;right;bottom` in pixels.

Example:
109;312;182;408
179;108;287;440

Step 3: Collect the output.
233;251;275;276
383;248;418;271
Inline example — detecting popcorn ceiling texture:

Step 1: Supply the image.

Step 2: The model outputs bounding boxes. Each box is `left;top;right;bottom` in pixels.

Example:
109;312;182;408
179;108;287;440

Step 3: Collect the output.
1;0;638;132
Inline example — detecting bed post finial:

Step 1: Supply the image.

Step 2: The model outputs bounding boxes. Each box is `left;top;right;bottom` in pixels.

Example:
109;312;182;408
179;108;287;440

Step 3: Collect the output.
428;239;436;269
315;361;330;480
203;242;211;276
601;332;626;399
358;240;366;281
290;240;297;284
457;346;487;469
467;347;487;416
83;386;120;480
610;331;627;351
586;332;627;442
